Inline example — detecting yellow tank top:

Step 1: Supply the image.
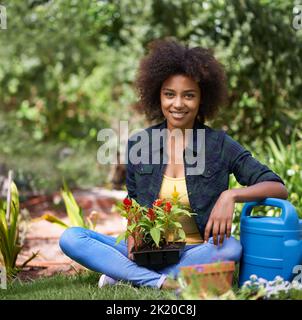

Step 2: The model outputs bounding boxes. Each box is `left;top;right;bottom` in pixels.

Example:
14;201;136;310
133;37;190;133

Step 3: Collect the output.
158;175;203;245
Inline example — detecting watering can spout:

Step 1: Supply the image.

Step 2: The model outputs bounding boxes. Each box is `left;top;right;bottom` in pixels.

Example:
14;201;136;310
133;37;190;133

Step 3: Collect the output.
283;239;302;280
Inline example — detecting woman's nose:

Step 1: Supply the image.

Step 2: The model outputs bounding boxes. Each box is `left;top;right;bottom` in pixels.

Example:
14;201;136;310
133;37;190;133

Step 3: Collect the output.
173;96;184;108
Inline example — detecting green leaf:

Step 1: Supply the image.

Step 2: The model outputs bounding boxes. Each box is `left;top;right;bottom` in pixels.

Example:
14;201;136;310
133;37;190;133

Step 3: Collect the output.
128;224;137;232
115;232;126;245
181;211;194;217
0;208;7;233
178;229;186;240
40;214;69;228
10;182;19;217
150;228;161;247
172;208;186;214
266;137;284;163
172;222;182;228
138;221;152;228
61;181;86;227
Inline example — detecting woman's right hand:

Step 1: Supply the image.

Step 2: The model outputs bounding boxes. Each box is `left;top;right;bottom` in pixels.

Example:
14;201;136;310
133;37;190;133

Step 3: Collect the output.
127;235;135;261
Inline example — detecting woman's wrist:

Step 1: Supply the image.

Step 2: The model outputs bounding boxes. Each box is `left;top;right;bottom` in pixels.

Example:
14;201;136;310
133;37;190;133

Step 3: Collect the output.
221;189;237;202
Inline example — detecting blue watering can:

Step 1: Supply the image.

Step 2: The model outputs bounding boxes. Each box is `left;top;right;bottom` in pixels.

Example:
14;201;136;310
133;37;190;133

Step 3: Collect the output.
239;198;302;287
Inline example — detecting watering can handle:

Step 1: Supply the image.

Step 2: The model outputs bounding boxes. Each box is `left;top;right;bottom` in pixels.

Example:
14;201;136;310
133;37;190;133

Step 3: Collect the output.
241;198;298;223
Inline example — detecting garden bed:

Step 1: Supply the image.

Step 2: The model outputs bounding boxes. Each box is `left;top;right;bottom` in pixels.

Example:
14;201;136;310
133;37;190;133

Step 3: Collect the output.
15;188;127;281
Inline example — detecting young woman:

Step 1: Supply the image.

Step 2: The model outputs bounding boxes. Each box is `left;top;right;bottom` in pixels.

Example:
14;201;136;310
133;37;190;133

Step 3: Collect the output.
59;39;288;290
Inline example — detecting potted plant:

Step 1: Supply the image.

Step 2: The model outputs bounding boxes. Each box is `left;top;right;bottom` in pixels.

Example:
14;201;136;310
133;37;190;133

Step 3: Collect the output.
115;187;196;269
179;261;236;298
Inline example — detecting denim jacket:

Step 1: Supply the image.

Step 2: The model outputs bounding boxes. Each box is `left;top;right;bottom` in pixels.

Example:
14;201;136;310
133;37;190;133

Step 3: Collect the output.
125;119;284;238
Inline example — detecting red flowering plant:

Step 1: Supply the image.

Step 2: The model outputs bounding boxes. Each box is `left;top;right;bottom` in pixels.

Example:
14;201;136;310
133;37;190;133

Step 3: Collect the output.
115;186;196;250
114;197;146;251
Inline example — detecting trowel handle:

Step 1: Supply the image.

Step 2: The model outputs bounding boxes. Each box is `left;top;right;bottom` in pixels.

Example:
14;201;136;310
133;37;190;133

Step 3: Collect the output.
241;198;298;222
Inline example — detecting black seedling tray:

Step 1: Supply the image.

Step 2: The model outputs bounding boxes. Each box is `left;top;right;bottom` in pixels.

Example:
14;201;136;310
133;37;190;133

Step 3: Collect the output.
133;242;186;270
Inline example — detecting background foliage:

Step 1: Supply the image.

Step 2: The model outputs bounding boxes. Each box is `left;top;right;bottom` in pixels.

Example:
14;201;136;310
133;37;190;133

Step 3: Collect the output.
0;0;301;206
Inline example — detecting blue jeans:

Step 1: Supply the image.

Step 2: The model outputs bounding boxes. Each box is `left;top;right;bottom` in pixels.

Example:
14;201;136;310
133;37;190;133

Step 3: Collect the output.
59;227;242;288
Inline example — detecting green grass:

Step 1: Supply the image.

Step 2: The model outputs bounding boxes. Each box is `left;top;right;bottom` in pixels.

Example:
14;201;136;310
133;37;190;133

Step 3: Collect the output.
0;271;177;300
0;264;240;300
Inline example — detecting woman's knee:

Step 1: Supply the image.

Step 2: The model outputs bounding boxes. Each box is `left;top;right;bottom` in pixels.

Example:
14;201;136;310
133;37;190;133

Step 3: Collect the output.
59;226;87;254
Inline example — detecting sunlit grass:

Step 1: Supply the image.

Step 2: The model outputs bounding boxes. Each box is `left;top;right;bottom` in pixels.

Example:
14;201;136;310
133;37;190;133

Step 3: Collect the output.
0;271;177;300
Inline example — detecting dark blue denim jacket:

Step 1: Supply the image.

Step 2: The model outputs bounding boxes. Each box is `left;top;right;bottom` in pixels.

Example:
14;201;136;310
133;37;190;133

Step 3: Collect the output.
125;119;284;238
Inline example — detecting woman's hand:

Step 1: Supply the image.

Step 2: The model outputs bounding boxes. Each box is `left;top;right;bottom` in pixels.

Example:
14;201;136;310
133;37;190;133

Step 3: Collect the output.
204;190;235;246
127;235;135;260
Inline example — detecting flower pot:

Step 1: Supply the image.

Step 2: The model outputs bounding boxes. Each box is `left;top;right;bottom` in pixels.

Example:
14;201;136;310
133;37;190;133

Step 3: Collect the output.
133;242;186;270
180;261;235;298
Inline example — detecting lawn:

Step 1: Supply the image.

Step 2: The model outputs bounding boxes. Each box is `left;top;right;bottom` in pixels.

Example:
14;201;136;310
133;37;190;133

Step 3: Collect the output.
0;271;178;300
0;264;240;300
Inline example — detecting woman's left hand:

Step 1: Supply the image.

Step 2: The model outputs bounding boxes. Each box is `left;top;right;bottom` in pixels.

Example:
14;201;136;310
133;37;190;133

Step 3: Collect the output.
204;190;235;246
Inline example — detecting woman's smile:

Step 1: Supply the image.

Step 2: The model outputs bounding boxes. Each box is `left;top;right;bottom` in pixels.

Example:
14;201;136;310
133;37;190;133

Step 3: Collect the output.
169;110;189;120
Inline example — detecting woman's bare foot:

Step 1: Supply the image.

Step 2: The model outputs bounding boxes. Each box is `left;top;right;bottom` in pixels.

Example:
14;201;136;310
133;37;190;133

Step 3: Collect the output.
161;278;180;290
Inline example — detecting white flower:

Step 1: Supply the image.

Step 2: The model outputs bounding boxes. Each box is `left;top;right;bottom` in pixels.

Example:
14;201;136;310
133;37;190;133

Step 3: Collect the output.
258;278;267;284
243;280;252;287
250;274;258;282
287;169;295;176
274;276;284;283
239;276;302;300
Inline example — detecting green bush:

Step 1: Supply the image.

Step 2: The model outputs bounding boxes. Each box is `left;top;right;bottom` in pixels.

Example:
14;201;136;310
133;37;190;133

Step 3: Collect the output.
1;0;301;195
231;128;302;239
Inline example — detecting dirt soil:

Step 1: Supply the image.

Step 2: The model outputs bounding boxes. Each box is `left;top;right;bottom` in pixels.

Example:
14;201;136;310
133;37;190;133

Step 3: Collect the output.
133;241;186;252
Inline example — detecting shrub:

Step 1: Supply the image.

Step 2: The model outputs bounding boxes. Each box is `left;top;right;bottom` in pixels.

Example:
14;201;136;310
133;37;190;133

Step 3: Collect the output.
0;171;37;279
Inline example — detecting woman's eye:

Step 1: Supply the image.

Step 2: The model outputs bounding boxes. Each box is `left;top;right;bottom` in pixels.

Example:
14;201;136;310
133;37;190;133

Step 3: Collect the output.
185;94;194;98
163;92;194;98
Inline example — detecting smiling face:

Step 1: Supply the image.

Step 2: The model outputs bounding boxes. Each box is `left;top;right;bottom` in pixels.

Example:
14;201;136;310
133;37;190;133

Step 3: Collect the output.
160;74;201;131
